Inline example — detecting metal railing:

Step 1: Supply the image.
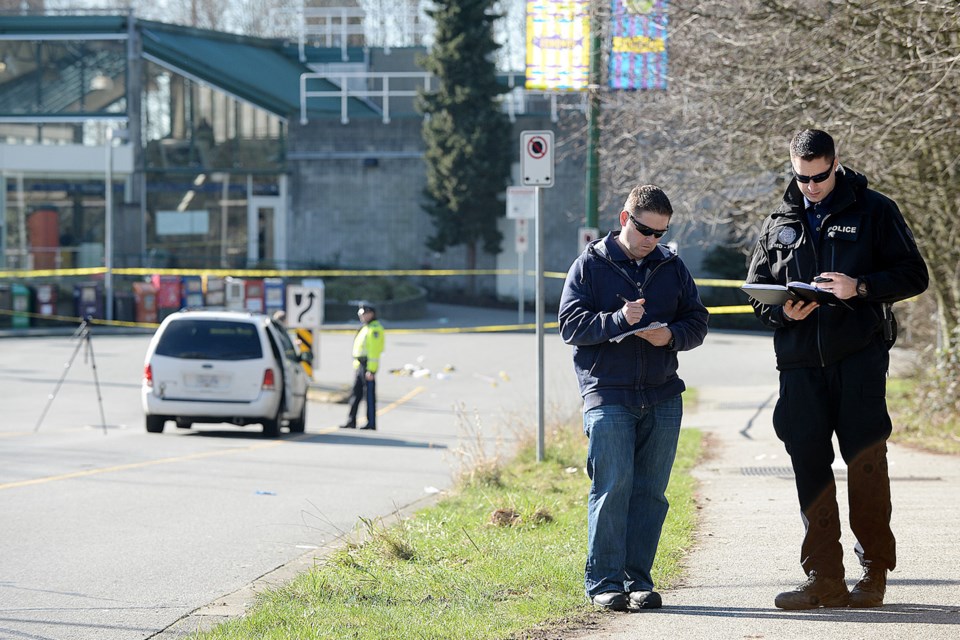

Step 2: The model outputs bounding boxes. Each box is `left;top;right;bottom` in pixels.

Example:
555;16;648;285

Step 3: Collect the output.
299;7;366;62
269;6;430;62
300;71;577;125
300;71;434;124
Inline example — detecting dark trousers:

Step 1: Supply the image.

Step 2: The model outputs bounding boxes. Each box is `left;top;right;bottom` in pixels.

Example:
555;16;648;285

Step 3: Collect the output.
772;340;896;579
346;366;376;428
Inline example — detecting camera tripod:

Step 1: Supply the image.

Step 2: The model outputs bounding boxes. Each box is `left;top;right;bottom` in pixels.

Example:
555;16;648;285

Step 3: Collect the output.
34;317;108;434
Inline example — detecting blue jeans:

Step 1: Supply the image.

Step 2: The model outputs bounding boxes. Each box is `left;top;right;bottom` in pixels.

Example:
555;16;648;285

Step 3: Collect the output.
583;396;683;597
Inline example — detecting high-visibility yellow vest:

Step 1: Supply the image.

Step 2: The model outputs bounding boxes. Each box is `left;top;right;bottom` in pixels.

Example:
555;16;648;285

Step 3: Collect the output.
352;319;385;373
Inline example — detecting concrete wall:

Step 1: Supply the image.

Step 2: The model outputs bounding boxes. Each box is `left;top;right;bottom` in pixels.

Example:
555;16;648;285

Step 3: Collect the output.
285;112;590;302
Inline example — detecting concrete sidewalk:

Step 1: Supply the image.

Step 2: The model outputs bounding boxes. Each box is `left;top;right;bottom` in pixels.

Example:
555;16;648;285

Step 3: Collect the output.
566;382;960;640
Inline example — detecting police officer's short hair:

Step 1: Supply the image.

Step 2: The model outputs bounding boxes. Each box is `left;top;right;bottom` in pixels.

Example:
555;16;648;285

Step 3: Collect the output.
624;184;673;218
791;129;835;162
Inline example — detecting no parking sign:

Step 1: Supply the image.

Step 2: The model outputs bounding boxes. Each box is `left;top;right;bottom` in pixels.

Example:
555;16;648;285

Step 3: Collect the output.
520;130;555;187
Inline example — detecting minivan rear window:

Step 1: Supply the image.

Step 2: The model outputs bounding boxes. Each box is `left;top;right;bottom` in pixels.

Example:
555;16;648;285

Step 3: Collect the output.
155;320;263;360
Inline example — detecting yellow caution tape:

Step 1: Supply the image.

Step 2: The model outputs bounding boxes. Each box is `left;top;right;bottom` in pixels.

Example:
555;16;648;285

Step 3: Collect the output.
0;266;748;287
0;267;107;278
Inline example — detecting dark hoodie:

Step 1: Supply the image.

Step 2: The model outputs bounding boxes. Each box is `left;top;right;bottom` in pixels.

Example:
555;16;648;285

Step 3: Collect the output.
746;165;928;369
558;232;709;411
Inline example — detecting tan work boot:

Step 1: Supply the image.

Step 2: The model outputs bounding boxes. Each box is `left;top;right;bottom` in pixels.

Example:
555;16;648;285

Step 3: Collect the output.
774;571;850;610
849;567;887;608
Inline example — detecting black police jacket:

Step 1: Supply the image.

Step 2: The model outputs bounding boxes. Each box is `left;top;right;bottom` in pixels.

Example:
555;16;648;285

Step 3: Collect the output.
746;165;928;370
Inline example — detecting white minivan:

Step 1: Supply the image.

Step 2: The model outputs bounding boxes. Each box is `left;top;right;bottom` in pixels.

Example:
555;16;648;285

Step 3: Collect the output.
142;310;310;437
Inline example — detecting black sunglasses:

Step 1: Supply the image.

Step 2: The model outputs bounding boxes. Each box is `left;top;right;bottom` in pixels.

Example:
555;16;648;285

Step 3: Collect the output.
793;160;835;184
628;214;669;238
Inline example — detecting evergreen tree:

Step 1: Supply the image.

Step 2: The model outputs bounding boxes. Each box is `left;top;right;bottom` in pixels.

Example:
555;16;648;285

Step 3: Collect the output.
418;0;512;271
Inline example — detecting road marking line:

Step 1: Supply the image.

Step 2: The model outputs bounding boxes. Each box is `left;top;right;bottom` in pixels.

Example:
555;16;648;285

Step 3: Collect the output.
0;441;283;491
378;386;425;416
0;386;428;491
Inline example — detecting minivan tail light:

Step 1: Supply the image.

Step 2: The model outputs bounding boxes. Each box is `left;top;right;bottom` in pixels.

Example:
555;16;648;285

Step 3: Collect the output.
144;364;153;387
262;368;276;390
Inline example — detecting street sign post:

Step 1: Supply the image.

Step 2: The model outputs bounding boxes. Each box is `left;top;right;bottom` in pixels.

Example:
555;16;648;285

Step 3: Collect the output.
519;130;555;462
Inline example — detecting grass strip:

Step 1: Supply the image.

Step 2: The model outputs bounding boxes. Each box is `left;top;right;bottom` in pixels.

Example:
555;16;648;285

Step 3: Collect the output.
192;424;702;640
887;377;960;454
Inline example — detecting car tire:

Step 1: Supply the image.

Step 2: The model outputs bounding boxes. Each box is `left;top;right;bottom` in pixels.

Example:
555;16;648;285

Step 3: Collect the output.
261;409;281;438
175;418;193;429
146;415;166;433
288;402;306;433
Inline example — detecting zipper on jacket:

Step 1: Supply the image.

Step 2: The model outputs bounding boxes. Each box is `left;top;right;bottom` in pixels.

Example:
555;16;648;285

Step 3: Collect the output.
793;213;827;368
635;257;674;390
814;214;835;368
600;249;677;392
599;255;648;390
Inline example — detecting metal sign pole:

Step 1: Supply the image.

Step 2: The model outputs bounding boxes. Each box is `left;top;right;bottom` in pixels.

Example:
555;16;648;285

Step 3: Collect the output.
105;129;114;321
535;185;545;463
520;129;553;463
518;250;524;324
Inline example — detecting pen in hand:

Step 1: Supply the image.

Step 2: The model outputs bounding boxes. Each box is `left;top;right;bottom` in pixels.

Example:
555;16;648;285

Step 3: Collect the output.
617;293;645;325
617;290;643;304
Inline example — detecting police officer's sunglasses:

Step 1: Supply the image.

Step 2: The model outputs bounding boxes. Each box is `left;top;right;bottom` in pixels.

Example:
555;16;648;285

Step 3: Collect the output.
628;214;669;238
793;160;835;184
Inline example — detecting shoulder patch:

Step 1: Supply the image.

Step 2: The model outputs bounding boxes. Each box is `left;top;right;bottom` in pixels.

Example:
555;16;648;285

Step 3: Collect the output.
777;227;798;245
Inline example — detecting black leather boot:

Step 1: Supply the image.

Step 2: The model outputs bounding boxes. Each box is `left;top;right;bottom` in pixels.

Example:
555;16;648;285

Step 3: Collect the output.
849;567;886;608
774;571;850;610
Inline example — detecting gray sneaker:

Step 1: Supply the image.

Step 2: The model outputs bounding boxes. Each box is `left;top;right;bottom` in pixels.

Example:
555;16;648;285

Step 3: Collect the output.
774;571;850;610
591;591;628;611
628;590;662;609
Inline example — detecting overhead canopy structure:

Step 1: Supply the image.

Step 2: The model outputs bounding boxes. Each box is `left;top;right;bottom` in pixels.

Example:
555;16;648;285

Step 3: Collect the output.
0;14;377;120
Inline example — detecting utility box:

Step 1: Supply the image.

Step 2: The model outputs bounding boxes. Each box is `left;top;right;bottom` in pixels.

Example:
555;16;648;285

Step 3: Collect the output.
204;275;225;308
113;290;135;322
0;285;10;328
151;275;182;321
244;279;265;313
224;277;245;310
11;284;31;328
133;281;158;324
74;282;104;319
264;278;285;316
181;275;204;308
33;283;59;326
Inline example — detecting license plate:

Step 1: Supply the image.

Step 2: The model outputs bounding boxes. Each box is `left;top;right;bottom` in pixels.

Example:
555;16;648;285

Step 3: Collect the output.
190;373;221;388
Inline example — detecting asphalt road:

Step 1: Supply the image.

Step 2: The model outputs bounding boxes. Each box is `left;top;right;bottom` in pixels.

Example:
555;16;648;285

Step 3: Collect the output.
0;313;776;640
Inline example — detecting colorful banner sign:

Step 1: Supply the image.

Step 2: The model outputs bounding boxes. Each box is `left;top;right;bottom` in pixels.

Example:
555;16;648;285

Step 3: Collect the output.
609;0;668;90
525;1;591;91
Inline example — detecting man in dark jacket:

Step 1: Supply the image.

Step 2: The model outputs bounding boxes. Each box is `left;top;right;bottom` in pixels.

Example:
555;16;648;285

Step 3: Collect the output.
746;129;928;610
559;184;709;612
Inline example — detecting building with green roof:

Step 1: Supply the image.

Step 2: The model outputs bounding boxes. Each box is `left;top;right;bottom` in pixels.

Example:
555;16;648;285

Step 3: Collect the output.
0;10;579;313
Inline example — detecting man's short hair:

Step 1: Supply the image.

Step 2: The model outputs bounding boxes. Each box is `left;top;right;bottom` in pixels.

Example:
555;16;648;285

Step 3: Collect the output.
790;129;835;161
623;184;673;217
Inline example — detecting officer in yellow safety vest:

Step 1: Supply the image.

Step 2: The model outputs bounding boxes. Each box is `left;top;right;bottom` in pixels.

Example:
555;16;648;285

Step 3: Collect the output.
340;302;385;430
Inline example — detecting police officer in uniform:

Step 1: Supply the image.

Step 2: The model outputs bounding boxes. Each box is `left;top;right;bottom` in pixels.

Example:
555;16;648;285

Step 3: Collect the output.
746;129;928;610
340;302;385;430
